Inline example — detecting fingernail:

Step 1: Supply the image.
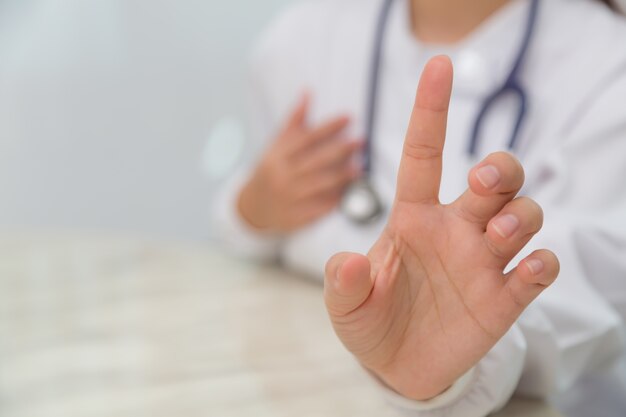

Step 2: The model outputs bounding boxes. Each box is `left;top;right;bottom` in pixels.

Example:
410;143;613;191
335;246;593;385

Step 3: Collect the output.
492;214;519;238
526;259;544;275
476;165;500;189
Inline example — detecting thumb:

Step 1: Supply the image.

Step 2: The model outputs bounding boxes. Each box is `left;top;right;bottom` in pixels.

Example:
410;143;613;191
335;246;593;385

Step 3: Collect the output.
324;252;374;317
283;91;310;133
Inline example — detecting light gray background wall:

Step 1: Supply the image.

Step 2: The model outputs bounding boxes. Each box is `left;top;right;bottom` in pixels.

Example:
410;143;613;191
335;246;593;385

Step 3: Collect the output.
0;0;293;241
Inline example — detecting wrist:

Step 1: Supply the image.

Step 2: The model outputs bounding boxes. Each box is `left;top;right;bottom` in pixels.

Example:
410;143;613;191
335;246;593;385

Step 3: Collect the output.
237;178;273;232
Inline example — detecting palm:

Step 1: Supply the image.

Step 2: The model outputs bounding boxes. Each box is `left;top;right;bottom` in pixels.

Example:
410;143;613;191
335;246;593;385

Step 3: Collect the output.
360;203;511;397
324;57;558;401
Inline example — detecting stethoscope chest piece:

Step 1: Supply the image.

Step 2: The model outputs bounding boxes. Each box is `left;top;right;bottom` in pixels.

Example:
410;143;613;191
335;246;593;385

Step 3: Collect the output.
341;179;384;224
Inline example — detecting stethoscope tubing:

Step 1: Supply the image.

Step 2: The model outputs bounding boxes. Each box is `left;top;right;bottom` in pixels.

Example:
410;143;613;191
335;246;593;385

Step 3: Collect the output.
468;0;539;155
345;0;539;224
364;0;539;167
363;0;395;175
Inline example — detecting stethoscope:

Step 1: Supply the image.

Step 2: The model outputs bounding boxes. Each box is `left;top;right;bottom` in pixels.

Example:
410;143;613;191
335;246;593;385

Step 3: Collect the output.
341;0;540;224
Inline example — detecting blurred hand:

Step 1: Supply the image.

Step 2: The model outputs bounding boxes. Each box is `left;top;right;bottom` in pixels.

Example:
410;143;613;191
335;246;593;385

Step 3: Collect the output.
324;56;560;401
238;94;362;233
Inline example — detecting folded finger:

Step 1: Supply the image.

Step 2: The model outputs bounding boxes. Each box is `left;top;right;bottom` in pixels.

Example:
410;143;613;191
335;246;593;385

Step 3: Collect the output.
294;166;358;201
498;249;560;320
484;197;544;268
287;116;350;155
452;152;524;225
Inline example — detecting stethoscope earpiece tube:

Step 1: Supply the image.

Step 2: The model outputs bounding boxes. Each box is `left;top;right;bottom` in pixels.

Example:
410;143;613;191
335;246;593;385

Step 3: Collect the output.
342;0;394;225
468;0;539;155
343;0;540;223
362;0;396;175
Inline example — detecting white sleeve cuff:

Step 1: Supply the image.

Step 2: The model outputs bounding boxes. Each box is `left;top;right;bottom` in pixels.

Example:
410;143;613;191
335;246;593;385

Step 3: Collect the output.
374;367;477;411
370;325;527;416
211;169;283;261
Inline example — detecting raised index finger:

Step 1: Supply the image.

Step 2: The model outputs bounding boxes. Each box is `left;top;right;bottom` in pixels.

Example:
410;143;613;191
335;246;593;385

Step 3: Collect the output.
396;55;453;204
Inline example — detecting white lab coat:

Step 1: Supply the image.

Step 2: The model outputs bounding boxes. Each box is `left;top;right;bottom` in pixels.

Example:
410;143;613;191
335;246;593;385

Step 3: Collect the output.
211;0;626;415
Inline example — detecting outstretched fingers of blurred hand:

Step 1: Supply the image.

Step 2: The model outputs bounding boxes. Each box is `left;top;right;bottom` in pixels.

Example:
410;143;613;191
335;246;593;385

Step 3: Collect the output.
300;116;351;150
325;252;374;318
293;165;358;201
274;92;351;156
396;55;453;204
293;138;362;177
499;249;560;319
291;193;343;227
452;152;525;224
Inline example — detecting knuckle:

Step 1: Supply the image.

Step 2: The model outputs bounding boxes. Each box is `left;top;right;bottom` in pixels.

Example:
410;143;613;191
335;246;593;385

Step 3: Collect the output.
403;141;442;162
451;203;484;225
506;284;527;309
484;236;509;259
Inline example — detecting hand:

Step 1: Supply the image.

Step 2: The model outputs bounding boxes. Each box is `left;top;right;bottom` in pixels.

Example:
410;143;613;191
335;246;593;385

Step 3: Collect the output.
324;56;560;401
238;94;362;233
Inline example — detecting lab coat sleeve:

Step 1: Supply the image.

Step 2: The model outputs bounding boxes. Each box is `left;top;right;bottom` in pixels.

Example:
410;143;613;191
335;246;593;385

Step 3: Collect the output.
512;70;626;397
209;31;281;261
210;4;312;261
372;326;527;416
371;66;626;416
210;168;283;262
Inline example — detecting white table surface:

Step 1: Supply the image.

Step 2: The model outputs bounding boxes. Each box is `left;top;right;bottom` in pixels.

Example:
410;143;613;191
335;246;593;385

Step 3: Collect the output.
0;233;562;417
